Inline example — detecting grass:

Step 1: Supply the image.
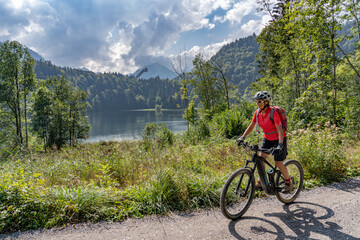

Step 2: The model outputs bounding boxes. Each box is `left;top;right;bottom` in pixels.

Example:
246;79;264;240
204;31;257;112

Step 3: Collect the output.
0;133;359;233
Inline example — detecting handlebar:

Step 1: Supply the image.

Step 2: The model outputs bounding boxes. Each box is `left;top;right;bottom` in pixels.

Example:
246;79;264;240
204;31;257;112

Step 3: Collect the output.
239;141;274;155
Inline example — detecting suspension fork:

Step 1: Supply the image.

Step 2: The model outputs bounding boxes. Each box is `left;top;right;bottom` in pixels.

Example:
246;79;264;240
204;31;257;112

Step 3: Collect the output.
235;155;257;196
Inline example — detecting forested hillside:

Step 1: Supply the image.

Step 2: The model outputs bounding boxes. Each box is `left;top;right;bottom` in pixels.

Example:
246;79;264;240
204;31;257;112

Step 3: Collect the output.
35;61;183;111
34;34;262;112
210;33;259;95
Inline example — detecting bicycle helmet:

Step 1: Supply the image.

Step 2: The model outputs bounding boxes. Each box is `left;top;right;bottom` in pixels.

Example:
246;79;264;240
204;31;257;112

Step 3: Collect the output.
253;91;271;101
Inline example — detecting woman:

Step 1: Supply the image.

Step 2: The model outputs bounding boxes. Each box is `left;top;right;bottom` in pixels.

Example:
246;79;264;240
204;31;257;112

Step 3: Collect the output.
237;91;293;193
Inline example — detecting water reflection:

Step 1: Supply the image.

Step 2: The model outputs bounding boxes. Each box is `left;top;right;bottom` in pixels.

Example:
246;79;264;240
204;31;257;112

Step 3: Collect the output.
86;110;187;142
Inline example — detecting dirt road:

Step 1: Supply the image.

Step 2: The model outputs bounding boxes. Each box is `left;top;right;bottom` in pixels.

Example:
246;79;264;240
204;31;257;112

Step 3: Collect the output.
2;177;360;240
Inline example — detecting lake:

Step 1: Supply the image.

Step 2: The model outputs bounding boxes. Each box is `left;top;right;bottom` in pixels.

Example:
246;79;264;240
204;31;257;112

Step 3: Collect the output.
86;110;188;142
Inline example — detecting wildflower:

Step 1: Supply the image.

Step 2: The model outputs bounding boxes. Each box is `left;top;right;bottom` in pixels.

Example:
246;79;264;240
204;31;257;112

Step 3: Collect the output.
325;121;331;128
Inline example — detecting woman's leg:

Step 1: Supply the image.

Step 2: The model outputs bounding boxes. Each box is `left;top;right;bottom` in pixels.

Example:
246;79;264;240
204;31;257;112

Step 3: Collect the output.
276;161;290;180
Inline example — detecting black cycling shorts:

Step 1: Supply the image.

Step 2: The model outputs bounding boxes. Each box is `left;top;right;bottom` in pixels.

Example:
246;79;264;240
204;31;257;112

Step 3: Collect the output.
260;137;288;161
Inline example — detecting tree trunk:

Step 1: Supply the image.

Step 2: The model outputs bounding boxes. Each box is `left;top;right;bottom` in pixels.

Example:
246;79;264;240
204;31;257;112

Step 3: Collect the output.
24;94;28;149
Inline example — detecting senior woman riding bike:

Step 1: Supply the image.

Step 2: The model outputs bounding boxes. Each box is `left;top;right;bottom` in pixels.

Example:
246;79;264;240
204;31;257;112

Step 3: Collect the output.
237;91;293;193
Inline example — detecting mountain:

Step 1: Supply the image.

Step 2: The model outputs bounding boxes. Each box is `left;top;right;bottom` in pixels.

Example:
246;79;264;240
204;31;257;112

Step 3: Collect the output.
78;67;91;72
133;62;177;79
210;33;260;95
0;40;46;61
34;60;183;111
28;48;45;61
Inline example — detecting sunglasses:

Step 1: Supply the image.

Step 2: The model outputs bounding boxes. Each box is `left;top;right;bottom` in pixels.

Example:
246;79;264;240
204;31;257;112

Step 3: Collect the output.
256;100;264;104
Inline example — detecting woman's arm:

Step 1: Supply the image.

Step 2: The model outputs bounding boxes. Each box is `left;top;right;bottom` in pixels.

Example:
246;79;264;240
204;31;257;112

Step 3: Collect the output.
241;121;256;138
276;124;284;144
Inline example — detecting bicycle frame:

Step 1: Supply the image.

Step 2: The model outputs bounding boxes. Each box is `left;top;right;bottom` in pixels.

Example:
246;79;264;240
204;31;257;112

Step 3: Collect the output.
242;151;281;195
221;141;304;220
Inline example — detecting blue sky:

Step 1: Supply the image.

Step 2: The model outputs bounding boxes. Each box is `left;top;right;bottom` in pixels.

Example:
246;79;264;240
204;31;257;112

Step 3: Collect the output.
0;0;272;74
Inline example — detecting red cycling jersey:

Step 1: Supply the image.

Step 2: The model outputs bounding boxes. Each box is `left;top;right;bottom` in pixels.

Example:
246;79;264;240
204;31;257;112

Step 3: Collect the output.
251;107;286;141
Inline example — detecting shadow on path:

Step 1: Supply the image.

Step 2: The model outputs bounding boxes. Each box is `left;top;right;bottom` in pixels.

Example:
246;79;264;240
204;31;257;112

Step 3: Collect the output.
229;201;360;240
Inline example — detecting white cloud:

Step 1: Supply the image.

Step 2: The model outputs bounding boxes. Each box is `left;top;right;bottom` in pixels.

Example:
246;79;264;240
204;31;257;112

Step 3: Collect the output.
0;0;265;74
224;0;258;24
241;19;264;36
171;39;231;70
24;20;43;34
0;29;10;37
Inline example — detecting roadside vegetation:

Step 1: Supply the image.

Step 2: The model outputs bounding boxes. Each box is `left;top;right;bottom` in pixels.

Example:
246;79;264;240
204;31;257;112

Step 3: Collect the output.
1;0;360;234
1;119;360;233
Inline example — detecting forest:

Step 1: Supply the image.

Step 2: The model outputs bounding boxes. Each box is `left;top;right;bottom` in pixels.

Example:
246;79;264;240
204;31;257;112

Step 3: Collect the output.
35;61;184;111
33;34;261;112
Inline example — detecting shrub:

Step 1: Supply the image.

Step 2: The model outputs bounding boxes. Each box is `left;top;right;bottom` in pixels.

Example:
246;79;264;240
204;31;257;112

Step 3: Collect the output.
181;120;210;144
211;108;250;139
142;123;174;150
290;122;347;183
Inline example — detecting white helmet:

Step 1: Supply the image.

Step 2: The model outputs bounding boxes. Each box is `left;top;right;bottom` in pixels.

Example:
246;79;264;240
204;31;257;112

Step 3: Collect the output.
253;91;271;101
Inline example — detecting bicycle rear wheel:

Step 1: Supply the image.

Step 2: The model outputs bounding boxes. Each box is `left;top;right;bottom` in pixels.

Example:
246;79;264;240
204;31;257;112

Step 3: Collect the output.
275;159;304;204
220;168;255;220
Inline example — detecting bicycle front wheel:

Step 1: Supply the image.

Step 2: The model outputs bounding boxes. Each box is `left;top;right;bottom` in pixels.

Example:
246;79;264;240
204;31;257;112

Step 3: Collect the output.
220;168;255;220
275;159;304;204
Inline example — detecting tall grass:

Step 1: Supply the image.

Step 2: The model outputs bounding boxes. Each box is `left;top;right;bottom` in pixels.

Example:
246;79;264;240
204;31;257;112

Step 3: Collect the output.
290;122;348;184
0;137;243;233
0;123;359;233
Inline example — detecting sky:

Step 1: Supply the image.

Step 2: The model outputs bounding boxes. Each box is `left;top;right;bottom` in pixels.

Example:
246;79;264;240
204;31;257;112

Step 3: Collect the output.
0;0;272;74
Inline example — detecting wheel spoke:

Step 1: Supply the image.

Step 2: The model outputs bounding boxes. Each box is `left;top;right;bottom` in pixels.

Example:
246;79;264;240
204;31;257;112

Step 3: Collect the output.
275;160;304;204
220;168;255;219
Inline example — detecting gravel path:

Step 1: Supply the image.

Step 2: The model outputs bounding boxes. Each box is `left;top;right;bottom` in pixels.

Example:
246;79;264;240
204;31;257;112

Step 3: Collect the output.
2;177;360;240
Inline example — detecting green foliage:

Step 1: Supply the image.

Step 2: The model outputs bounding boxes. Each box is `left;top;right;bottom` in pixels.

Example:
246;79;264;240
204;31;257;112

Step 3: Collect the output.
142;123;175;150
141;169;184;213
253;0;360;138
0;133;359;233
290;123;347;183
0;140;245;233
210;34;260;95
0;41;37;147
183;100;197;126
34;61;183;111
155;104;162;114
210;107;250;139
32;77;90;149
181;120;211;145
190;54;230;120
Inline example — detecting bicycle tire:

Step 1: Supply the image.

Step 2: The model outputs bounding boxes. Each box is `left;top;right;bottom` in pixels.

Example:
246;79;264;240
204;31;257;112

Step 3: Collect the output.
220;168;255;220
275;159;304;204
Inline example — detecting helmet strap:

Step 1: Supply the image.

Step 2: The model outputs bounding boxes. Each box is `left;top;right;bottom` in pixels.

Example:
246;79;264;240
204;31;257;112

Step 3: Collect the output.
260;101;270;111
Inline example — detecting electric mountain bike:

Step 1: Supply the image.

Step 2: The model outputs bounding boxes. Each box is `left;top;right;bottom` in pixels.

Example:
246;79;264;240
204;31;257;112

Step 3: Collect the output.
220;141;304;220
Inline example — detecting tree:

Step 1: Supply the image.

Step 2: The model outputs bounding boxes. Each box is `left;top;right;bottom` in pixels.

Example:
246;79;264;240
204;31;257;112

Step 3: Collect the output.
32;76;90;149
342;0;360;48
255;0;348;127
191;54;226;120
172;50;192;128
210;60;232;110
32;83;53;150
0;41;37;147
22;50;36;148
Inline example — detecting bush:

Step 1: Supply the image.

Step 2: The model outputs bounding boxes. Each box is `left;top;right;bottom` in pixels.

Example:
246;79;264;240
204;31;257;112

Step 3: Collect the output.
290;122;347;183
211;108;250;139
142;123;174;150
181;120;210;145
